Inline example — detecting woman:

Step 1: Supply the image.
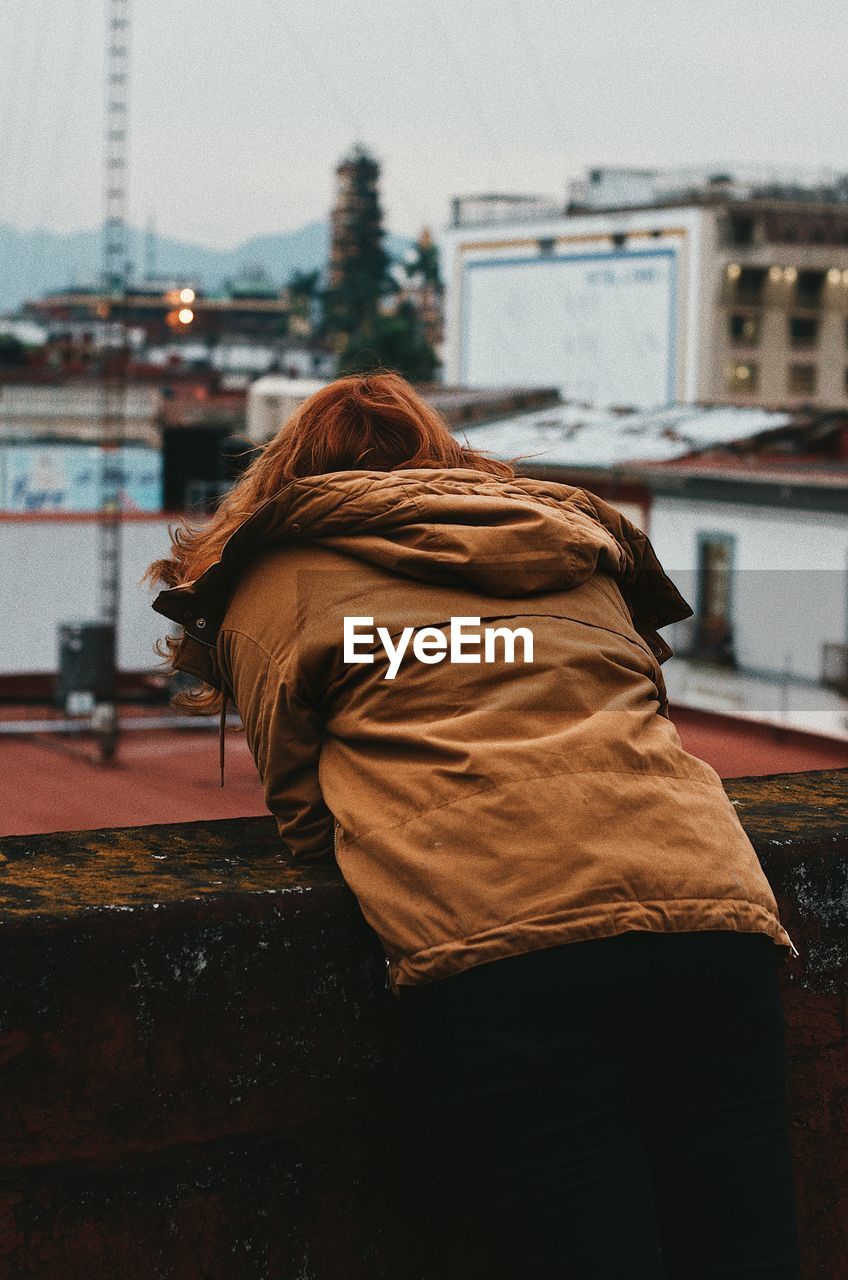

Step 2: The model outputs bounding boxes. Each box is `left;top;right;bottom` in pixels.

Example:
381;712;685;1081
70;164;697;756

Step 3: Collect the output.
145;371;802;1279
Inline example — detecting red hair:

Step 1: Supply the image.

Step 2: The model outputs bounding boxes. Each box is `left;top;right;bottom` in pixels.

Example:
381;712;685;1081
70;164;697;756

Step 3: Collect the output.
143;370;514;703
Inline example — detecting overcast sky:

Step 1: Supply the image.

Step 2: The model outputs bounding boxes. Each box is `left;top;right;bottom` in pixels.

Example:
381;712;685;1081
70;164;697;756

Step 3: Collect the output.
0;0;845;247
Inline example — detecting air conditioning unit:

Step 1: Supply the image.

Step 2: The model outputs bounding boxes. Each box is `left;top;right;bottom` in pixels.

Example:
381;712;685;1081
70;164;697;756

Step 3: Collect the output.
822;642;848;693
56;620;116;715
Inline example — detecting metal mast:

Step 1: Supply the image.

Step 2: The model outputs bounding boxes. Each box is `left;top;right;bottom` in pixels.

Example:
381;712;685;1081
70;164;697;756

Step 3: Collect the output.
96;0;131;762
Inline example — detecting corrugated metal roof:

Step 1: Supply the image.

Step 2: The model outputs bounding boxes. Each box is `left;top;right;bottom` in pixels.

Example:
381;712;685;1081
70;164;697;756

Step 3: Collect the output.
454;403;794;469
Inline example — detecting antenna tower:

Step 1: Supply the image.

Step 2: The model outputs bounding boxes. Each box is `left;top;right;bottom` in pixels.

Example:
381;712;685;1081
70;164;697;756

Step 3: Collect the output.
96;0;131;761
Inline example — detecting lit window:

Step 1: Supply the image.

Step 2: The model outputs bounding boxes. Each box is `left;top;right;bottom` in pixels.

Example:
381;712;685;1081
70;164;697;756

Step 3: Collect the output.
788;315;819;349
725;361;759;393
729;313;761;346
787;363;817;394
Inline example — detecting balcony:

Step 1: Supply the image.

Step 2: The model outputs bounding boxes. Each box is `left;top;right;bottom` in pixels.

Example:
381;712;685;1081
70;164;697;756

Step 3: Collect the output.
0;768;846;1277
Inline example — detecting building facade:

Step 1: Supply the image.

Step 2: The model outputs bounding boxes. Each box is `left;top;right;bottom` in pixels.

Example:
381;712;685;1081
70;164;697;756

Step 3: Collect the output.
440;169;848;412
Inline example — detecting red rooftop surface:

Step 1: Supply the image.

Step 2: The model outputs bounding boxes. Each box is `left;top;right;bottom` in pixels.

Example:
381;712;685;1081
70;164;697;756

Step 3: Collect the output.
2;706;847;837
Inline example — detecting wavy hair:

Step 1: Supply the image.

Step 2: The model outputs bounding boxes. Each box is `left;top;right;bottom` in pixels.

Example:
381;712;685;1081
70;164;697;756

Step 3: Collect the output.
143;369;514;708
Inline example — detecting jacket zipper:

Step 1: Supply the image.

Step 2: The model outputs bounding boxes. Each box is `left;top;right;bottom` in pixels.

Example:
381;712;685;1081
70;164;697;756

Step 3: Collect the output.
786;932;800;960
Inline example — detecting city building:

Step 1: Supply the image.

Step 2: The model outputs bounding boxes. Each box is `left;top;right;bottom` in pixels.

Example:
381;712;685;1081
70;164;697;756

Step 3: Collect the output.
0;380;161;445
326;144;388;331
245;375;560;445
440;164;848;412
454;398;848;740
390;226;446;355
0;384;561;692
246;376;330;444
24;279;293;356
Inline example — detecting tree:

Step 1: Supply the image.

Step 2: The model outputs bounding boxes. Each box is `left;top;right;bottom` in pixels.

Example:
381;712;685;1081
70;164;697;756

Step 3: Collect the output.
0;335;27;368
337;299;439;382
321;149;442;380
323;145;396;347
403;227;442;289
285;268;322;338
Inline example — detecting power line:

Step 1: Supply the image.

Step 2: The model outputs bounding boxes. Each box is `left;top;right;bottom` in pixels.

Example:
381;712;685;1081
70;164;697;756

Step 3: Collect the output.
0;0;53;230
18;0;93;308
0;0;40;182
414;0;505;188
505;0;578;167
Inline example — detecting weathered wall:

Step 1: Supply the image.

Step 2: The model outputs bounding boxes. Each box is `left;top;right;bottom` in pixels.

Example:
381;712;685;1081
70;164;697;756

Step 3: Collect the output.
0;768;845;1279
0;513;171;675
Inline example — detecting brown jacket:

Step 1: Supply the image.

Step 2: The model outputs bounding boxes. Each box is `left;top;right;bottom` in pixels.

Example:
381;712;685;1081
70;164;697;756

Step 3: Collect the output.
152;468;796;995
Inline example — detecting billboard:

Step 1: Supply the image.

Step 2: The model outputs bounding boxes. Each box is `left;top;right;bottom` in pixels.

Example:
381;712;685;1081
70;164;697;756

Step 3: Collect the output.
459;247;679;410
0;444;162;513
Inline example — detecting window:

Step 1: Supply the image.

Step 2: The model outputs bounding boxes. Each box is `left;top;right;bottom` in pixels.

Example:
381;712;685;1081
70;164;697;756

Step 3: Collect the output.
788;315;819;349
725;361;759;393
787;363;817;394
794;270;826;307
693;533;736;665
734;266;767;304
729;313;761;346
728;214;755;247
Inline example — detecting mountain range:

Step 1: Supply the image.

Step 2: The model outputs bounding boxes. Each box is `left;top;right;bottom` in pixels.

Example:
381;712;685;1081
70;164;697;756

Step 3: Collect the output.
0;220;416;314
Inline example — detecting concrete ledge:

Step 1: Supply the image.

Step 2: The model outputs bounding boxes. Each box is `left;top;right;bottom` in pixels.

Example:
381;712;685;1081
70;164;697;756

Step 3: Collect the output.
0;768;846;1278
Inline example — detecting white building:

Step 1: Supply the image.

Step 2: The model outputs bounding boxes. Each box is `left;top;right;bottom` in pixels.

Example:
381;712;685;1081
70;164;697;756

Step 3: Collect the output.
0;514;173;676
439;167;848;412
455;402;848;738
246;376;328;444
0;383;161;445
440;201;701;410
632;462;848;731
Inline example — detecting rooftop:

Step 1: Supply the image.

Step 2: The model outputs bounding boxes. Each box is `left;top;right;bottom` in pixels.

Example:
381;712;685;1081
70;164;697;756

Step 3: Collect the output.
456;402;797;472
2;703;846;838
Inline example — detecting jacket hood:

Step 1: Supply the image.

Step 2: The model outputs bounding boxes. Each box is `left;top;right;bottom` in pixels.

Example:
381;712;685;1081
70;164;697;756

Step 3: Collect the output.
152;468;694;689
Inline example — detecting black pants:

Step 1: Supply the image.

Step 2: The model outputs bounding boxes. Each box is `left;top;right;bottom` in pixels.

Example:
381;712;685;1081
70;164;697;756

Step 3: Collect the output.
398;930;802;1279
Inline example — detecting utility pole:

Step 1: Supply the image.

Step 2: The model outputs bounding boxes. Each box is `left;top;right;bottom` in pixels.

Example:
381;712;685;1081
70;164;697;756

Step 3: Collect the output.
96;0;131;762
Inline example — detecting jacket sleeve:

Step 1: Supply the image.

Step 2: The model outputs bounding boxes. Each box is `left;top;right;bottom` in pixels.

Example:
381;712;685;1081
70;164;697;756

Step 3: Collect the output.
577;490;694;666
218;629;335;863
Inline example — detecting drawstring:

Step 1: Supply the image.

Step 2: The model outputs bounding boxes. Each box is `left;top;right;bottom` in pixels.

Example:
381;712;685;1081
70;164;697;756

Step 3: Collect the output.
219;689;229;787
